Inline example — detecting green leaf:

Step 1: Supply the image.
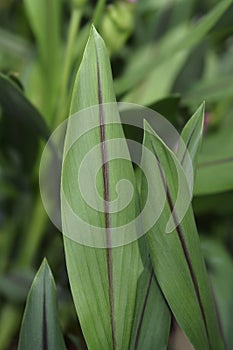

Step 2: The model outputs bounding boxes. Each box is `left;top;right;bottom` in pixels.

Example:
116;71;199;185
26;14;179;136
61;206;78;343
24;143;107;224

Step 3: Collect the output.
122;47;187;105
141;121;224;350
202;238;233;350
0;73;50;173
18;259;66;350
24;0;61;120
129;259;171;350
179;103;205;172
62;26;170;350
116;0;233;104
115;24;188;98
0;269;33;303
184;74;233;104
195;106;233;195
0;73;49;140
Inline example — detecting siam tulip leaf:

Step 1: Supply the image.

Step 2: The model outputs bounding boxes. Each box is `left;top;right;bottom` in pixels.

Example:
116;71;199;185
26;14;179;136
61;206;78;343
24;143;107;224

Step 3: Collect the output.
141;120;225;350
178;102;205;174
17;259;66;350
202;238;233;350
129;258;171;350
62;26;170;350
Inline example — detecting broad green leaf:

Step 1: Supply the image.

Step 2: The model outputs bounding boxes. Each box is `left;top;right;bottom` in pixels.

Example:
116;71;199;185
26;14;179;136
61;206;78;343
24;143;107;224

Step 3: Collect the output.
141;121;224;350
115;0;233;102
18;259;66;350
62;26;170;350
202;239;233;350
24;0;61;120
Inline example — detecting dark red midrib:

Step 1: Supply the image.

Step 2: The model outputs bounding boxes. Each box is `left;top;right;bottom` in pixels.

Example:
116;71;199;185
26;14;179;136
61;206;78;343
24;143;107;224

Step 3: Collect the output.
42;273;48;350
96;52;116;349
134;269;154;350
151;141;210;347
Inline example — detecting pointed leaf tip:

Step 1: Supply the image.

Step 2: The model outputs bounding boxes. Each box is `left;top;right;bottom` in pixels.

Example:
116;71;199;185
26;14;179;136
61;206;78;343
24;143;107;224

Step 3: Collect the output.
18;260;66;350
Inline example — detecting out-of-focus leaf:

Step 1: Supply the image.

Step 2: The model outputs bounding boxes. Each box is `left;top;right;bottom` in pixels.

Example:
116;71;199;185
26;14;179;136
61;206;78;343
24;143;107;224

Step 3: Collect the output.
141;120;224;350
195;106;233;195
202;238;233;350
184;74;233;104
193;192;233;216
62;26;170;350
115;25;188;96
0;73;50;173
24;0;61;120
18;259;66;350
0;28;32;59
122;48;187;105
0;304;21;350
0;73;49;139
150;95;182;127
0;269;34;303
115;0;233;102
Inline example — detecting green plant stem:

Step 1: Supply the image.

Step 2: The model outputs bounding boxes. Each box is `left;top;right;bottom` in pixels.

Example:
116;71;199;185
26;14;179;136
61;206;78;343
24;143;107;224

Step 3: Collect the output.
18;8;83;266
18;195;47;267
55;8;83;127
0;304;21;350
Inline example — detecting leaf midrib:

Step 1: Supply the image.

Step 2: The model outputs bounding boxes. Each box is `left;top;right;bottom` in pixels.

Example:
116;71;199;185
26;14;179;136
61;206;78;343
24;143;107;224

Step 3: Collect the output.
151;141;210;348
95;44;116;350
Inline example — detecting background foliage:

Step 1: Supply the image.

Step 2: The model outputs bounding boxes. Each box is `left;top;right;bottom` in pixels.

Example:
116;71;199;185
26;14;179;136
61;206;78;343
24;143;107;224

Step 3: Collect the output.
0;0;233;349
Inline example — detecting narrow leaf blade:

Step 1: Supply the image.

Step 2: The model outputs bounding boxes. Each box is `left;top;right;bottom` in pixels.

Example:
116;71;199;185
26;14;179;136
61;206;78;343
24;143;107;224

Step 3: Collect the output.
141;121;224;350
62;26;141;349
18;259;66;350
117;0;233;104
129;260;171;350
178;102;205;172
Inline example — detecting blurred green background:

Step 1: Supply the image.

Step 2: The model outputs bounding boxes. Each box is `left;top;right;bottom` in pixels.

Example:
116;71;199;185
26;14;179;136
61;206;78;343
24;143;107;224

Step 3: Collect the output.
0;0;233;349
